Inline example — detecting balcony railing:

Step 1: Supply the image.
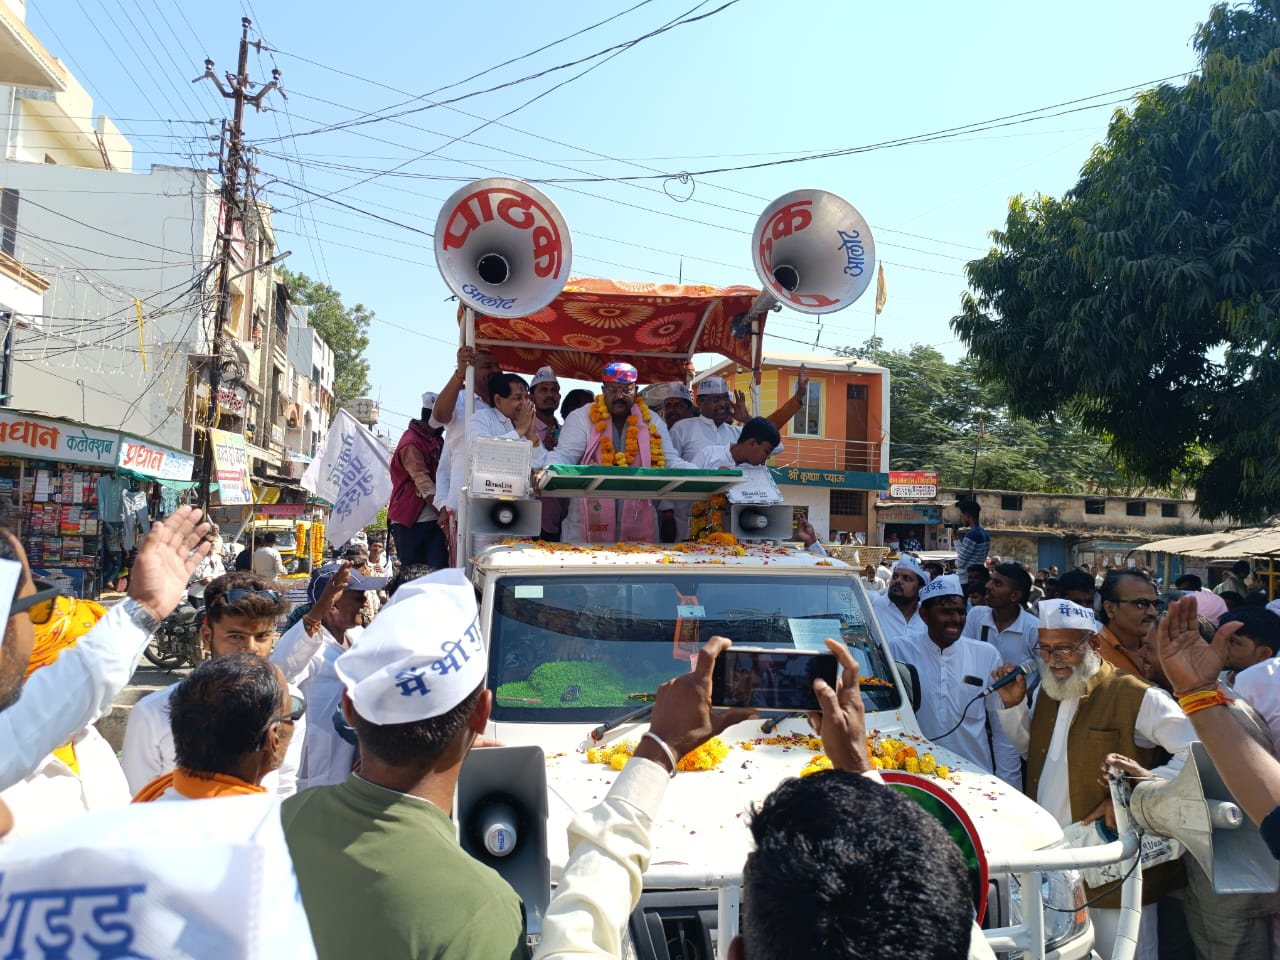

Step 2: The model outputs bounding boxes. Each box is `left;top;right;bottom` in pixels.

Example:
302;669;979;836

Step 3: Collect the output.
772;437;882;474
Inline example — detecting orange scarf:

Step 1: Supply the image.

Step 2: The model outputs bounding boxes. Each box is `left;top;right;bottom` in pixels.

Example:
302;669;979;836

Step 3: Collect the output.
1098;625;1148;679
132;768;267;803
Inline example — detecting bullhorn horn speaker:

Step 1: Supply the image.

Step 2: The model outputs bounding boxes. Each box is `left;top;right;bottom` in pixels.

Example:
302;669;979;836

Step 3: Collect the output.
434;177;573;316
457;745;550;936
1129;740;1280;894
729;504;793;541
751;189;875;314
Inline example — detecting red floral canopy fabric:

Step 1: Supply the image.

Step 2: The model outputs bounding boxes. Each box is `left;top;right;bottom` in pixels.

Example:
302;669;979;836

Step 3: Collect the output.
462;278;764;384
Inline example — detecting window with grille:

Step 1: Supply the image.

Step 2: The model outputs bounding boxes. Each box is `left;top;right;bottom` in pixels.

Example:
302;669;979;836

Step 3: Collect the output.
1125;501;1146;517
1001;495;1023;511
1161;503;1178;518
1085;499;1106;515
830;490;865;516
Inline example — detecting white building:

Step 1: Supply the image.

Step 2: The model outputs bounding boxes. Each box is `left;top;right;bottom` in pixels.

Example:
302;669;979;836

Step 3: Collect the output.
284;300;335;467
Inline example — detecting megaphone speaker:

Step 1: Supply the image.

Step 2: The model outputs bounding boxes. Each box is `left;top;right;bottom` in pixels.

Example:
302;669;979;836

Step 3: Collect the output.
730;504;793;541
457;745;550;936
752;189;875;315
435;177;573;316
1129;741;1280;895
468;496;543;537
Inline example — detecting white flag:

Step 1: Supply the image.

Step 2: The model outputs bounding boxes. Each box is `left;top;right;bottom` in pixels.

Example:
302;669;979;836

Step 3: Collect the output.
0;794;316;958
301;408;392;548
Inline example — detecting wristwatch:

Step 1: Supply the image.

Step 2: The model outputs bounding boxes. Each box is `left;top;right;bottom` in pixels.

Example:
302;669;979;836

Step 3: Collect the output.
121;597;162;636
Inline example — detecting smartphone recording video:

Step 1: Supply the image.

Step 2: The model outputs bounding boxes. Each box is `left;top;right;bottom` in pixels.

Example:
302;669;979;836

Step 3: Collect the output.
710;647;838;713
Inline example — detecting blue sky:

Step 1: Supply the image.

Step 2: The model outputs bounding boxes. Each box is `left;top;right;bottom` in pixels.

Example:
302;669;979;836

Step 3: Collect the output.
27;0;1213;432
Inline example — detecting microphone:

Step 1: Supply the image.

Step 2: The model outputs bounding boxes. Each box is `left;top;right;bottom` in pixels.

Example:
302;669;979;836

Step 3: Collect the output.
982;657;1039;697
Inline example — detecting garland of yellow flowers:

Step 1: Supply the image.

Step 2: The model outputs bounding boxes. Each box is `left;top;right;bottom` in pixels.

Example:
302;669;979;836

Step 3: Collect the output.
689;494;729;539
588;395;664;467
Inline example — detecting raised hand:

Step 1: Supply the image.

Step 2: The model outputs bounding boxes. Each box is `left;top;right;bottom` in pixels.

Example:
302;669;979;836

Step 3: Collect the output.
128;506;211;619
807;638;870;774
644;635;754;765
1156;593;1230;694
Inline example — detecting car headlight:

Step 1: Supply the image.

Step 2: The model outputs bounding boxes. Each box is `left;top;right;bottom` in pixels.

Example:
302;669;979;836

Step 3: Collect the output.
1008;854;1089;951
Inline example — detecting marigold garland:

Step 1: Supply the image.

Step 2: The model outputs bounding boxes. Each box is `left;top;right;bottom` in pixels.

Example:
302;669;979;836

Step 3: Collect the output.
690;494;729;540
589;395;665;467
585;736;729;773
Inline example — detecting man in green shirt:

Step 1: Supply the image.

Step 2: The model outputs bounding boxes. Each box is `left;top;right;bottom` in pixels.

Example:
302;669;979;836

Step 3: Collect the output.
281;568;528;960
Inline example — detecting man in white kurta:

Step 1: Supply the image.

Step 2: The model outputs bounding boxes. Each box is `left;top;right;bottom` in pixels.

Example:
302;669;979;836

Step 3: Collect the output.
890;574;1021;789
870;555;930;646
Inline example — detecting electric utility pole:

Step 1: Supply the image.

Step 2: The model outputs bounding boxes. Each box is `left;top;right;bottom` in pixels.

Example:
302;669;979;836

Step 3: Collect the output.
193;17;280;511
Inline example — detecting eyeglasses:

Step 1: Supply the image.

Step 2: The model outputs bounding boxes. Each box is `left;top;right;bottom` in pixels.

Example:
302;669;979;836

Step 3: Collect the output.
1036;636;1092;661
216;588;284;605
11;581;65;625
601;383;636;394
259;692;306;745
1113;598;1163;612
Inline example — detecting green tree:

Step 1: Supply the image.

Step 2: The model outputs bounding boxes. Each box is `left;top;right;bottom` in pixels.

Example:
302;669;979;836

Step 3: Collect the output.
281;268;373;407
840;339;1134;493
953;0;1280;520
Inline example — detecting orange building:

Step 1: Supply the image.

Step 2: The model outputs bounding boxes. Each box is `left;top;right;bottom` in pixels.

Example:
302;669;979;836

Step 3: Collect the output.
697;351;890;543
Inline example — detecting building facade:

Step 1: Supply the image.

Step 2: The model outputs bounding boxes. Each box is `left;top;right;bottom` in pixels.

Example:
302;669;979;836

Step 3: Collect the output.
697;351;890;542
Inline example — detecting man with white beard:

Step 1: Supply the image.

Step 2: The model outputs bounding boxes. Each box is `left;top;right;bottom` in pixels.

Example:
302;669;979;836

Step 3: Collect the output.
992;599;1193;960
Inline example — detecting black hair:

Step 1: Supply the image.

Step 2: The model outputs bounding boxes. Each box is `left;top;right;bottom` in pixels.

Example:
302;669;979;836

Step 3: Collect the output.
352;683;484;768
171;653;282;775
739;416;781;448
1174;574;1203;592
1220;607;1280;653
743;770;971;960
1246;588;1269;607
1056;569;1095;598
1220;590;1245;610
1232;559;1252;577
487;372;529;401
204;571;289;626
560;389;594;419
994;561;1032;605
1098;569;1152;624
956;498;981;519
923;561;946;580
386;563;434;599
263;532;278;546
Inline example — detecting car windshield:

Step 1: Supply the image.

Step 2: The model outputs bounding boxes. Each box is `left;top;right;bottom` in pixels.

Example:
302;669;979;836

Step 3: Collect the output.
241;529;298;552
490;573;900;722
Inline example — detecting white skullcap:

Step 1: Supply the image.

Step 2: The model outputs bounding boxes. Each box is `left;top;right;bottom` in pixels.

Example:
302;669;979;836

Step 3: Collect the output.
697;376;729;397
530;366;558;388
664;382;693;403
421;391;439;409
335;568;485;725
892;555;931;586
919;573;963;603
1039;599;1097;632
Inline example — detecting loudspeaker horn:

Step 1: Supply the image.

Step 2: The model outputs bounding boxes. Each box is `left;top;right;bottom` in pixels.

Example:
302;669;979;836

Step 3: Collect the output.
751;189;874;314
435;177;572;316
457;745;550;936
729;504;793;541
1129;740;1280;894
467;492;543;538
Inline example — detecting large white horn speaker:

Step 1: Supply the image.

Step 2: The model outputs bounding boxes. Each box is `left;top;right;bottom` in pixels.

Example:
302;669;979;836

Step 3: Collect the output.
434;177;572;316
1130;740;1280;894
751;189;874;314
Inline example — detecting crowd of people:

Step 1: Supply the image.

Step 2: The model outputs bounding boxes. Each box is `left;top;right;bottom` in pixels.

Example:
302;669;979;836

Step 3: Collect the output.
3;347;1280;958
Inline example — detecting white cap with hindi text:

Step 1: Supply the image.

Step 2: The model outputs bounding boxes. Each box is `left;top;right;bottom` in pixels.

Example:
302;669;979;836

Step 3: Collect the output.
919;573;962;603
1038;599;1097;632
422;391;439;409
335;568;485;725
697;376;729;397
531;366;558;388
892;554;931;586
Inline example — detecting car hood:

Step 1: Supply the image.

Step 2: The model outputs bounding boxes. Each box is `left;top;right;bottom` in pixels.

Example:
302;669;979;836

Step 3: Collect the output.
487;713;1063;882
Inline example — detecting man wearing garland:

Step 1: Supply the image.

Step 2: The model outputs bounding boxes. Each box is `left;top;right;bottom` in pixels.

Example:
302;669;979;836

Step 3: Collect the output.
547;361;692;543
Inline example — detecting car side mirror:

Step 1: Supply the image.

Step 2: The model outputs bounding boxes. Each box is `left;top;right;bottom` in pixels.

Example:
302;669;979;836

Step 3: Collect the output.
895;660;921;714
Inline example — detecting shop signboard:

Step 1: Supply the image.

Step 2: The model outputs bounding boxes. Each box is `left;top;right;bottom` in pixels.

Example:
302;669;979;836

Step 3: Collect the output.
877;504;942;524
117;438;195;481
888;470;938;499
770;467;889;490
0;411;118;467
210;429;253;506
258;504;306;517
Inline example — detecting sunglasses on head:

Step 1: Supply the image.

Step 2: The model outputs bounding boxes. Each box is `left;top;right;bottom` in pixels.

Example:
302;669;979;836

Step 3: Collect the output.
11;580;65;625
216;588;284;605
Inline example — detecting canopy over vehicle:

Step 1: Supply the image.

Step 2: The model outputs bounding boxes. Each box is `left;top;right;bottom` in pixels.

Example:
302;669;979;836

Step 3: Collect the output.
463;278;766;384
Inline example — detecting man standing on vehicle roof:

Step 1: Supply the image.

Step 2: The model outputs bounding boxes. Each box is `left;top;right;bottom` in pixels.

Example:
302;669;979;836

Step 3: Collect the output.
388;391;448;571
993;599;1192;960
870;555;929;646
429;345;501;566
660;382;696;430
546;361;693;543
889;574;1021;789
530;366;565;542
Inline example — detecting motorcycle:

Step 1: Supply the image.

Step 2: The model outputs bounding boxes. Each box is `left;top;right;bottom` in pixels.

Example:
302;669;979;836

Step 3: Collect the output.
143;602;205;669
